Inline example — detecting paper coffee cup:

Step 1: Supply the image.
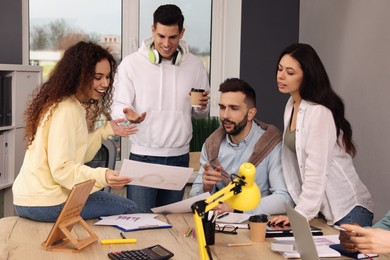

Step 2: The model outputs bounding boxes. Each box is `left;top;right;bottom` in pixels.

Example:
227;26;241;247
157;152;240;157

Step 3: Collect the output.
249;214;268;242
191;88;205;107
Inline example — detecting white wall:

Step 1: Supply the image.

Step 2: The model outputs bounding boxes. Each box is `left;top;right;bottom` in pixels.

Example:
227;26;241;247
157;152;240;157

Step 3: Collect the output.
300;0;390;222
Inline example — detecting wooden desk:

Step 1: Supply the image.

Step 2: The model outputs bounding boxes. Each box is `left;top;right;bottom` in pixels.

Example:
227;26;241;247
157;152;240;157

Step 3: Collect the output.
1;214;389;260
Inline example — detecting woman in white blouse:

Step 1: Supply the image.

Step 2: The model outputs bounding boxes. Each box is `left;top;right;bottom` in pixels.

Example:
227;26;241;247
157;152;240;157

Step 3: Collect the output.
270;43;373;227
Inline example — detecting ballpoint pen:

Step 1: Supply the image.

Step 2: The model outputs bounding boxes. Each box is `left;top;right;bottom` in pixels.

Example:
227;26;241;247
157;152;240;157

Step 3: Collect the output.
217;212;229;219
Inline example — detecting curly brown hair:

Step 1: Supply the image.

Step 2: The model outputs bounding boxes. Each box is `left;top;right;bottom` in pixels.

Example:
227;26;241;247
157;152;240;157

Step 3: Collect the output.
24;41;117;146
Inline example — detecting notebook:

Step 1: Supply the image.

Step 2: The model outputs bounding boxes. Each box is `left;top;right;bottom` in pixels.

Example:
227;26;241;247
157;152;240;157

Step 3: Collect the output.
282;203;340;259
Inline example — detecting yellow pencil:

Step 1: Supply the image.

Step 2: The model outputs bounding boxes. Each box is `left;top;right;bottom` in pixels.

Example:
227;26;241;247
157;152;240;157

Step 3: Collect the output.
100;238;137;245
226;242;253;247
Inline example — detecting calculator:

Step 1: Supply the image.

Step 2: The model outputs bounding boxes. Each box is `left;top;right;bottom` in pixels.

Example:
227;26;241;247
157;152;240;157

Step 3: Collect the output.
107;244;174;260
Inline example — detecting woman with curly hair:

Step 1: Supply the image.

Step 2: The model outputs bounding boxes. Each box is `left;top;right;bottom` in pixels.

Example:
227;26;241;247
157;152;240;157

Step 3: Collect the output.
12;41;139;222
270;43;373;227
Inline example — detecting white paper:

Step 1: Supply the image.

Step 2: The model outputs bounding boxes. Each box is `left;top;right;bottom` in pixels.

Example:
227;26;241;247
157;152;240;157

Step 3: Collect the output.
95;213;156;226
213;212;251;229
216;223;249;229
274;235;341;258
216;212;251;224
120;159;193;190
95;213;171;231
151;192;210;214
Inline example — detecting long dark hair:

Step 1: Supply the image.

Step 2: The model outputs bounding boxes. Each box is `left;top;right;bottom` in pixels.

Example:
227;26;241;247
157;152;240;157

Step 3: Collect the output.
277;43;356;156
24;41;116;146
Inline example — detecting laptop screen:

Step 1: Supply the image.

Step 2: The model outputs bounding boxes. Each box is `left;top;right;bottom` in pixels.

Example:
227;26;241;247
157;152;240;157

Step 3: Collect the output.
285;203;320;260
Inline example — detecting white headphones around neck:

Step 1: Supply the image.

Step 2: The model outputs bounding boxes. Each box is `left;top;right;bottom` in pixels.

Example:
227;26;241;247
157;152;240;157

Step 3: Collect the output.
148;45;182;65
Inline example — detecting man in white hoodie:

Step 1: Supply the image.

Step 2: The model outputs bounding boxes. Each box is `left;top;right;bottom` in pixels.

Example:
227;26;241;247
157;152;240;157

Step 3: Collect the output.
111;4;210;212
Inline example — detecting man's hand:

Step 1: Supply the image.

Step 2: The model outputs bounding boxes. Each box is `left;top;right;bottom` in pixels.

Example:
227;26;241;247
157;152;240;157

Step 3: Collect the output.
123;107;146;123
189;90;210;109
202;163;222;192
213;202;234;214
198;90;210;109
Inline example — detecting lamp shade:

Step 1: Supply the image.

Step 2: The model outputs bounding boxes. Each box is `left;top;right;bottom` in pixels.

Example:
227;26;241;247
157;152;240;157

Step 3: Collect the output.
225;162;261;211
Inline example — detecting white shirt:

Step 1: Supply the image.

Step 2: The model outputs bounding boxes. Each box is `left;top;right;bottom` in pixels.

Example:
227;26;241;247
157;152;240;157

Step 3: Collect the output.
281;97;373;224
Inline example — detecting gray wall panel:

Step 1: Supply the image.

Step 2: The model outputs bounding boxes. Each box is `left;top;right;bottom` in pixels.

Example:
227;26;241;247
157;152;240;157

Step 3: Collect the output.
0;0;23;64
240;0;300;130
300;0;390;223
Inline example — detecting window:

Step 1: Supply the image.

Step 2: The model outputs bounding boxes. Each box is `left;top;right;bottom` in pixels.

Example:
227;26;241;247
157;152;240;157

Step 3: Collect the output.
29;0;122;159
25;0;242;165
29;0;122;81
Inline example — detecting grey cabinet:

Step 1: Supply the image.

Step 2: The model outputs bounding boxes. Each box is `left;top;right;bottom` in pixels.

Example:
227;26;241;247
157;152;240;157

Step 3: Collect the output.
0;64;42;217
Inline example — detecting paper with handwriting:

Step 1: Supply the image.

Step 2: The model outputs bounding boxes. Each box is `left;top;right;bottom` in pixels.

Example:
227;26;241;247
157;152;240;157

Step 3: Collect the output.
95;213;171;232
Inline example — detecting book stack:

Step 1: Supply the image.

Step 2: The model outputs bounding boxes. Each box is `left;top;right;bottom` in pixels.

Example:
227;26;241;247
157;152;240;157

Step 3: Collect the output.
271;235;341;258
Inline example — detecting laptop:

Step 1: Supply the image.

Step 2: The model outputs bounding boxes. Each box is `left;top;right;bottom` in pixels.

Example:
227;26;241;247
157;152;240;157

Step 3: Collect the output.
266;221;322;237
285;203;340;260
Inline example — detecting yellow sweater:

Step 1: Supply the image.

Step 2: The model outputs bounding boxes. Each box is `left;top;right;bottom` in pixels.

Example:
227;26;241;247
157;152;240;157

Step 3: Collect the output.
13;96;114;206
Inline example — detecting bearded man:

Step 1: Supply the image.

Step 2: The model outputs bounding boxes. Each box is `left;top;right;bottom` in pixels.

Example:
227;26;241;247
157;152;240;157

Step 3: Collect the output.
189;78;293;215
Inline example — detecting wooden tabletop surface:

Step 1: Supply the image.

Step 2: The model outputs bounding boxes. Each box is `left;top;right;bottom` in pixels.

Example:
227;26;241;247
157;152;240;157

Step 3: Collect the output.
1;214;389;260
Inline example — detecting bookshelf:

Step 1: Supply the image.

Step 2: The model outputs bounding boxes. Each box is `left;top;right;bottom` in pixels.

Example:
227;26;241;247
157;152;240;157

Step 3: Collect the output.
0;64;42;217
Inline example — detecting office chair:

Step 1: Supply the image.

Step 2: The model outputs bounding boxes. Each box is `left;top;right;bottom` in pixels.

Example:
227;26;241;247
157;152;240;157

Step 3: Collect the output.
85;139;117;192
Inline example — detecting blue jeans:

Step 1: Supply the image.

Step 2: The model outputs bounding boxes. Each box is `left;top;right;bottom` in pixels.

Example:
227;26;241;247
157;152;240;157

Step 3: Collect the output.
15;191;138;222
334;206;373;227
127;153;189;213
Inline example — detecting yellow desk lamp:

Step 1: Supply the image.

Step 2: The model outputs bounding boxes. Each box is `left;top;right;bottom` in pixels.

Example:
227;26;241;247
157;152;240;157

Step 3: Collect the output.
191;162;261;260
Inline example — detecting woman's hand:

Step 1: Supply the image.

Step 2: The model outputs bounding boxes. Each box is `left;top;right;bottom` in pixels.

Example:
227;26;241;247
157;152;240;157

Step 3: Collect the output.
339;223;361;252
110;119;138;137
269;215;290;226
105;169;132;189
340;224;390;254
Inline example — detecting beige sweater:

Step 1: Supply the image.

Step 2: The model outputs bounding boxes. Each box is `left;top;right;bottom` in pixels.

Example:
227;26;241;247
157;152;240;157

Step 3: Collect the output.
13;96;113;207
